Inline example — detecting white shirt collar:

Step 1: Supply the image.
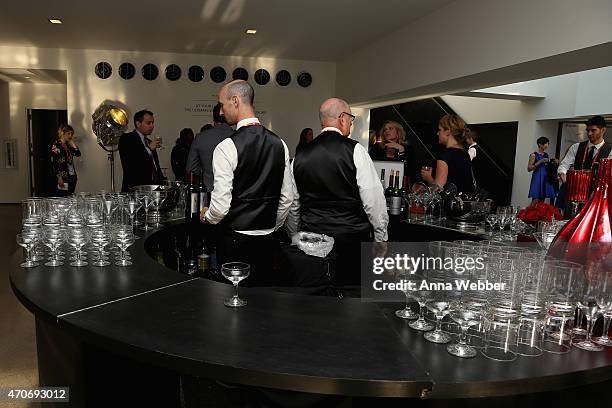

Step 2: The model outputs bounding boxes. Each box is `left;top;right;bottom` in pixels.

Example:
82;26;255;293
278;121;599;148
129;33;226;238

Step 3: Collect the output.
236;117;260;130
469;143;477;148
588;140;606;150
321;126;343;135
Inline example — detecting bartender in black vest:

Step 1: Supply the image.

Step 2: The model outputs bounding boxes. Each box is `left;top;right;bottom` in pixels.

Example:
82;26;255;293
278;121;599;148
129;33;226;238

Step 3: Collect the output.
287;98;388;287
200;80;292;287
558;115;611;182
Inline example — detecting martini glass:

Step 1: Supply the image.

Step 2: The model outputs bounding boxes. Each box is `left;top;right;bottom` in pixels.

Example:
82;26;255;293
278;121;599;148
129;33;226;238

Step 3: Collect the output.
221;262;250;307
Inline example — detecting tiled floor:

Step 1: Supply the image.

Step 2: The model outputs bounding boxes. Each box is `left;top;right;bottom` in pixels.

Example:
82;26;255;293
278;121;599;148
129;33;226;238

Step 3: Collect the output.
0;204;39;407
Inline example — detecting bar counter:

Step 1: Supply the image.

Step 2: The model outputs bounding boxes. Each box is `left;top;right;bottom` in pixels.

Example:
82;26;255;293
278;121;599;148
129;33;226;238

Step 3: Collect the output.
10;221;612;407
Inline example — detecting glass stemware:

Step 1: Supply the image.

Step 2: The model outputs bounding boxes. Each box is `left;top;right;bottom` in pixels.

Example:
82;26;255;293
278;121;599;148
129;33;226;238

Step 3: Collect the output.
394;268;418;320
67;228;89;267
447;298;481;358
221;262;250;307
149;190;166;228
90;228;112;267
126;194;142;238
574;265;612;352
114;227;135;266
140;193;153;231
16;232;39;268
408;272;435;332
43;226;65;267
424;278;452;343
485;214;498;236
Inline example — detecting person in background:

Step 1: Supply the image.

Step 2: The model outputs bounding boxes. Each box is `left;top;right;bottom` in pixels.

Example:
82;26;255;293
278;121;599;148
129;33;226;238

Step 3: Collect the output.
286;98;388;289
186;103;233;191
527;136;557;203
200;124;213;132
294;127;313;157
200;80;292;287
170;128;194;182
369;120;407;161
421;114;475;194
118;109;164;192
557;115;611;182
50;124;81;196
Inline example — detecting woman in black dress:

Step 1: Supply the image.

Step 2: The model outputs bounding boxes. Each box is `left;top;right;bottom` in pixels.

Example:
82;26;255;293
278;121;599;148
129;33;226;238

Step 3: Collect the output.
50;124;81;196
421;115;475;194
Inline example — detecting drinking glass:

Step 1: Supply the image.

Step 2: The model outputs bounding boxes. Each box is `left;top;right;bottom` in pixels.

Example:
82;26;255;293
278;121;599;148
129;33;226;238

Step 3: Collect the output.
221;262;250;307
447;298;481;358
114;227;135;266
574;266;612;352
154;135;163;150
90;228;112;267
16;232;39;268
149;190;166;228
43;226;65;267
126;193;142;238
67;228;89;267
394;268;418;320
594;310;612;347
485;214;498;236
140;193;153;231
408;271;435;332
22;198;44;227
424;277;452;343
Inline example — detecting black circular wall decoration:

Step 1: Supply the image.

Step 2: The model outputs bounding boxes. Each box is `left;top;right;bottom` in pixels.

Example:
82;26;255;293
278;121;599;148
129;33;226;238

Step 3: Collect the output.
276;70;291;86
232;67;248;81
118;62;135;80
210;66;227;83
254;69;270;85
297;72;312;88
142;64;159;81
165;64;182;81
94;62;112;79
188;65;205;82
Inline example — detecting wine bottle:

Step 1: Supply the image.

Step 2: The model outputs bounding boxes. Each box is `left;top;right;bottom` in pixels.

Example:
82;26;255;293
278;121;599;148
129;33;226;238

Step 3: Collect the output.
380;168;386;189
400;175;409;216
185;173;200;224
385;171;395;212
390;171;402;216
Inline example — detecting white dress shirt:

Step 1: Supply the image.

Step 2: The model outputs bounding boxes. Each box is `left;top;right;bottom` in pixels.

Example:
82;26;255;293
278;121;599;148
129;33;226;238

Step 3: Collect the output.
286;127;389;242
204;118;293;236
557;140;611;176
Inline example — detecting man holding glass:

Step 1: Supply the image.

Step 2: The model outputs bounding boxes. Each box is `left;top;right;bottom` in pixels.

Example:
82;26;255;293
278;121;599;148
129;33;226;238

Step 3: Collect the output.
118;109;164;192
200;80;292;287
286;98;388;290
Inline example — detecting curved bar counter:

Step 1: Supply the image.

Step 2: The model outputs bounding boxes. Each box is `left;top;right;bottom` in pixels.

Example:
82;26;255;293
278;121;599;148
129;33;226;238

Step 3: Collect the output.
10;222;612;407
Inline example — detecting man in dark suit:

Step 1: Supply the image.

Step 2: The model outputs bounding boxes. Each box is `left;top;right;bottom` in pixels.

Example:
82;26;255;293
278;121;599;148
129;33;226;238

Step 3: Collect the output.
186;103;233;191
118;109;165;192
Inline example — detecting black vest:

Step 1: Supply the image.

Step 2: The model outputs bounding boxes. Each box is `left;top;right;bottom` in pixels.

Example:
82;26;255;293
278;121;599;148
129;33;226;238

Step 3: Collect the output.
221;125;285;230
293;131;371;237
574;140;612;170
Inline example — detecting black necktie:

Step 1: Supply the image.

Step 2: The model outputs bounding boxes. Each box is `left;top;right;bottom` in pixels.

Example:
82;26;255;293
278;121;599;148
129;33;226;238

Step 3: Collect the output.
584;146;596;169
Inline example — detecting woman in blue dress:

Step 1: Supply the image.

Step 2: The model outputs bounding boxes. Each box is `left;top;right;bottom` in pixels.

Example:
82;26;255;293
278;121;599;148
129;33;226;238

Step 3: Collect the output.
528;136;557;203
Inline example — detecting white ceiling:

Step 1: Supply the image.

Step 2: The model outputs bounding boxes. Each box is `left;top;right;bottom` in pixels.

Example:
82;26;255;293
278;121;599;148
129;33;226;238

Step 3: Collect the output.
0;0;455;62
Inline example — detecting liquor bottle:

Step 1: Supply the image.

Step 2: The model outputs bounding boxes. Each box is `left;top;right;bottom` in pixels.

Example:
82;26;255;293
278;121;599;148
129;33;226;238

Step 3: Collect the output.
385;171;395;212
389;171;402;216
380;168;386;189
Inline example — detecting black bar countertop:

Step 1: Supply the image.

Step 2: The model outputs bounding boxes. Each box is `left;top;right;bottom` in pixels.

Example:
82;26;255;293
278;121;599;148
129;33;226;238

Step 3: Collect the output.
9;222;612;400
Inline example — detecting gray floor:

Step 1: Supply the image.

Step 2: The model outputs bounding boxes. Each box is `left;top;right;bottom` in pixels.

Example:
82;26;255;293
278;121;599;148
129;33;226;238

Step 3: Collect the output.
1;204;39;407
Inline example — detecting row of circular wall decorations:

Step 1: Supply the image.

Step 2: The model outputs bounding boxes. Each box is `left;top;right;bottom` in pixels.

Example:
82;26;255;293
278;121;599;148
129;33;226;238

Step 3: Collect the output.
94;62;312;87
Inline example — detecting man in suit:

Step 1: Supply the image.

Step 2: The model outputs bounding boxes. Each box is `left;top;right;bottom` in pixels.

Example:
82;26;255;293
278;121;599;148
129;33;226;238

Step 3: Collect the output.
186;102;233;191
118;109;164;192
200;80;292;287
286;98;388;289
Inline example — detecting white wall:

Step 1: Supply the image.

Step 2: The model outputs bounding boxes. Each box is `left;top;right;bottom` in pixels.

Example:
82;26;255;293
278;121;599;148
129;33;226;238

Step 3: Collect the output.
1;83;67;202
337;0;612;106
0;80;9;142
0;46;336;201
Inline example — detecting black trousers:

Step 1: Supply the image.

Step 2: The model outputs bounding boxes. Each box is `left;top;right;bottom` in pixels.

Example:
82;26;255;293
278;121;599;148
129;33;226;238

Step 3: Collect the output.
216;229;276;287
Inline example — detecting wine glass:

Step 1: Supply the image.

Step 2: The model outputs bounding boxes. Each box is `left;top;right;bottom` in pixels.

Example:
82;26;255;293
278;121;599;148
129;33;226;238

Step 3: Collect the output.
149;190;166;228
67;227;89;267
394;268;418;320
154;135;163;150
408;271;435;332
574;266;612;352
139;193;153;231
43;226;65;267
16;232;39;268
485;214;498;236
221;262;250;307
114;227;135;266
90;228;112;267
424;277;452;343
447;297;482;358
125;194;143;238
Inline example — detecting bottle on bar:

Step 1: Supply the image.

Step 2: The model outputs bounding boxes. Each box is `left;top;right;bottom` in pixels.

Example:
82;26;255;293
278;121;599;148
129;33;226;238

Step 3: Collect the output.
399;174;408;216
380;168;386;189
198;177;209;213
385;170;395;212
184;173;200;276
185;173;200;224
389;171;402;216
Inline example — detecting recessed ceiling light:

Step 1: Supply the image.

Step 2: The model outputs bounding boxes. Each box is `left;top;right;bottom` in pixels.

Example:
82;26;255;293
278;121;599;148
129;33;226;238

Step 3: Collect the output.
24;76;31;79
49;19;63;24
246;29;257;34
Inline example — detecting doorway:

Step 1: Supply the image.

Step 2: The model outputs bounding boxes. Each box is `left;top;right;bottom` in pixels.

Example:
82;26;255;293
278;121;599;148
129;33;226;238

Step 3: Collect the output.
27;109;68;197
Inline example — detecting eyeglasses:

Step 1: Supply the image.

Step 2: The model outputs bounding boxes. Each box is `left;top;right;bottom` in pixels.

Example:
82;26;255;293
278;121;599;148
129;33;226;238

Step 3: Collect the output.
339;112;356;123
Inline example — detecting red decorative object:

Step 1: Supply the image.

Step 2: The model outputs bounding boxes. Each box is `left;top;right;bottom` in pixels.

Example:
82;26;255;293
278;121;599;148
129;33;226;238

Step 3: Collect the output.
517;202;563;224
565;169;592;202
549;158;612;265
